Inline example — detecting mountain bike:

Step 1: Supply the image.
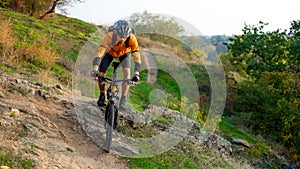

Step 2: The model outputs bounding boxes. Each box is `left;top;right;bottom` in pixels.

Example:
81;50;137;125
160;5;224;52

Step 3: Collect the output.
99;62;132;153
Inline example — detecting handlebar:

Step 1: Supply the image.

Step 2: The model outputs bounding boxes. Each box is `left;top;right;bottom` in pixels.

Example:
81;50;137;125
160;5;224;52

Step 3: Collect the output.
98;76;133;85
92;62;138;85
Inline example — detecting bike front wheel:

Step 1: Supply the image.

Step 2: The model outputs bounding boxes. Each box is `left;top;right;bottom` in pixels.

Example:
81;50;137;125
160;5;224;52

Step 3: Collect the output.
104;102;115;152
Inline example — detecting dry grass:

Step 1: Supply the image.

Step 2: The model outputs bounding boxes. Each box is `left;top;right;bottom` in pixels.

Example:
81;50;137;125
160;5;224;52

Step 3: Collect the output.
0;18;57;83
24;35;57;69
0;18;18;61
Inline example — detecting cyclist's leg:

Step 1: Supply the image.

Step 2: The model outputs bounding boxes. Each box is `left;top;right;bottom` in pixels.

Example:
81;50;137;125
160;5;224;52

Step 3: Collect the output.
99;53;114;92
119;53;131;97
98;53;113;106
119;53;131;109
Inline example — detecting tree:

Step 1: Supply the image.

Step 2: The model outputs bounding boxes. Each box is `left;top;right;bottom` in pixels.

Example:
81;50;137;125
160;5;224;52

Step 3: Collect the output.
224;20;300;160
4;0;84;19
128;11;187;59
227;21;292;78
288;20;300;73
26;0;53;17
129;11;184;38
40;0;84;19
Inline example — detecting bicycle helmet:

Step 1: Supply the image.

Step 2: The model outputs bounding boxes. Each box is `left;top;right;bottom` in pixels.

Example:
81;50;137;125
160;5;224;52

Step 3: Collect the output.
114;20;132;38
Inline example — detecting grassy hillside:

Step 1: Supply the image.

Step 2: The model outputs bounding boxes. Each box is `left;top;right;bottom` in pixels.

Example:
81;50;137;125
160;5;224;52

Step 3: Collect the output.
0;8;294;169
0;7;97;86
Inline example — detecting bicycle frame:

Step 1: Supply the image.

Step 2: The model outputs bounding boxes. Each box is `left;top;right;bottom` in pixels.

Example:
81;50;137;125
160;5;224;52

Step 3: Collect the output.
101;61;132;152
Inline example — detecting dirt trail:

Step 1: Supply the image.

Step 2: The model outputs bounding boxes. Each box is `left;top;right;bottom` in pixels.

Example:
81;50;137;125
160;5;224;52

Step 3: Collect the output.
141;51;157;84
0;75;129;169
0;52;158;168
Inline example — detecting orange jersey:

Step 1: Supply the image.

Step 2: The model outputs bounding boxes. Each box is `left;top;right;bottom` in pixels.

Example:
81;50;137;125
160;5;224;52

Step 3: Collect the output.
100;32;139;58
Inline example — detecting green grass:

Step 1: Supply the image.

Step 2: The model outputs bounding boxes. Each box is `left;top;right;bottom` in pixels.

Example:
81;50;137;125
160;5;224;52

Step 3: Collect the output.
187;63;210;85
0;64;14;75
116;125;158;138
219;119;271;159
24;142;40;155
50;63;72;86
129;69;181;111
127;141;249;169
130;82;156;111
154;116;174;127
1;8;97;59
127;143;200;169
0;8;97;85
0;148;33;169
125;119;271;169
156;70;181;99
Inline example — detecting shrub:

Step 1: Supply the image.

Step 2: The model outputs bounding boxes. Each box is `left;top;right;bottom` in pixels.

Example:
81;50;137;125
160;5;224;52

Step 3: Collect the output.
232;72;300;160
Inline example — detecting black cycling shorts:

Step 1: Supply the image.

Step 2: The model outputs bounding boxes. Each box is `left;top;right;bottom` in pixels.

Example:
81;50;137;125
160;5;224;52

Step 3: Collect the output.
99;52;131;73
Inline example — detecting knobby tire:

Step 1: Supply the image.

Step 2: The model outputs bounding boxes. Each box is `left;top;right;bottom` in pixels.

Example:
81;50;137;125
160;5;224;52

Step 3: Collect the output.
104;103;114;152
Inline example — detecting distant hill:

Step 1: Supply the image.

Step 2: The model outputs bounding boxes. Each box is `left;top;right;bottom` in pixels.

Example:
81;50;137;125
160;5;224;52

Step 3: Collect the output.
206;35;231;54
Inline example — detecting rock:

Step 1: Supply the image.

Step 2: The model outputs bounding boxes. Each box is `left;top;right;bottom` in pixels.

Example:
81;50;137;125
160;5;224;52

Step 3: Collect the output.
28;89;36;96
282;162;295;169
144;105;233;156
43;94;51;100
34;82;43;87
0;91;5;98
10;108;20;117
55;84;63;90
35;90;51;99
231;137;251;148
15;78;28;85
275;154;286;161
61;100;74;109
15;78;22;84
231;144;245;152
0;76;8;85
53;165;62;169
119;108;152;128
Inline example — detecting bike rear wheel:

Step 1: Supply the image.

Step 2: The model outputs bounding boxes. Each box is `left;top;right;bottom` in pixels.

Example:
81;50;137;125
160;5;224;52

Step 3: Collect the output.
104;102;115;152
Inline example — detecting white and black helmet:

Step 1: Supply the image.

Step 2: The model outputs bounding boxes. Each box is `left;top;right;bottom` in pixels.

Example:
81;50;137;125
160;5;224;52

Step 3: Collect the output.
114;20;132;38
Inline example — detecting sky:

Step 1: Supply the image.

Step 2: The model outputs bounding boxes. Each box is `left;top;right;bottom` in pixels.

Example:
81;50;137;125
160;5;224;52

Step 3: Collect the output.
65;0;299;36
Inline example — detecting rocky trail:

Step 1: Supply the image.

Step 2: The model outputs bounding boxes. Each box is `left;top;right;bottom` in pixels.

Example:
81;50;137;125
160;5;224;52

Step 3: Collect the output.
0;75;129;169
0;51;159;168
0;73;237;169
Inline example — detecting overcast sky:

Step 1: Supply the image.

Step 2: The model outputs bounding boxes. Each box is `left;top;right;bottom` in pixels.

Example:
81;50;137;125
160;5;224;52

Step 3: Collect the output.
65;0;299;36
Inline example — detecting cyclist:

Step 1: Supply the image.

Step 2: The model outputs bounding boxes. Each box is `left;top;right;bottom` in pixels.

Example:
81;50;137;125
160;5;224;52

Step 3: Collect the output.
91;20;141;110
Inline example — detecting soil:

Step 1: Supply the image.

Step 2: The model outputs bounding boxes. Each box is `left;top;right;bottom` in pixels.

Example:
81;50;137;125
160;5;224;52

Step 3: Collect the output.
0;75;129;169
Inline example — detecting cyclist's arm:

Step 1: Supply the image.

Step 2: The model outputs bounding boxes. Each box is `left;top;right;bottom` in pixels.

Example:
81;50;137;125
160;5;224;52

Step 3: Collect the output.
130;35;141;75
93;34;112;70
93;46;106;70
132;52;141;75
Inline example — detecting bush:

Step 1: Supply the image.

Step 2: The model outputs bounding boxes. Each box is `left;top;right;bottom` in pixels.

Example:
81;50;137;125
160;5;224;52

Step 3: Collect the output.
231;72;300;160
